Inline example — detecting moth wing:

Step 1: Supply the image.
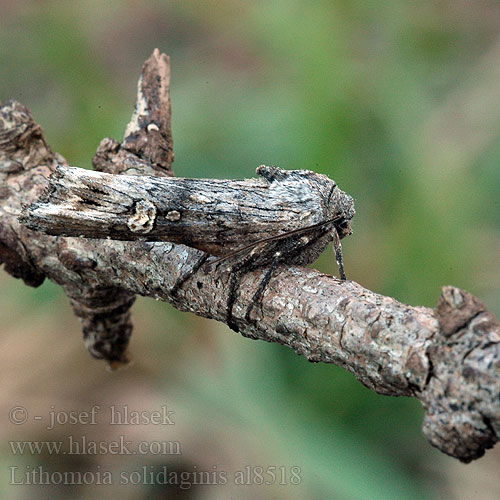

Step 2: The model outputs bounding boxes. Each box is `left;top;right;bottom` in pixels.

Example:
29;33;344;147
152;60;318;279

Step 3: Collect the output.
206;216;340;268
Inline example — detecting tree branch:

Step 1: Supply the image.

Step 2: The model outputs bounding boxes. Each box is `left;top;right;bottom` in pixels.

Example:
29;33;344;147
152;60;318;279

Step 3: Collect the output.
1;49;498;463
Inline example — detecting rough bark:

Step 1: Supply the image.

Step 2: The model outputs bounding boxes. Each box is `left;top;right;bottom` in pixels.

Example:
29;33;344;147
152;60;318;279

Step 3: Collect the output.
1;49;499;463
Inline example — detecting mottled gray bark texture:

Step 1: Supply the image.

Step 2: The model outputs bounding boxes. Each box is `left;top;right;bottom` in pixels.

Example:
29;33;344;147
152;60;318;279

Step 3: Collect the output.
1;49;499;463
20;164;355;257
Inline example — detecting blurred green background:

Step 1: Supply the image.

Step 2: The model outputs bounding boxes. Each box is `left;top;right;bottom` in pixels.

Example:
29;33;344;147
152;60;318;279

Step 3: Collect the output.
1;0;500;499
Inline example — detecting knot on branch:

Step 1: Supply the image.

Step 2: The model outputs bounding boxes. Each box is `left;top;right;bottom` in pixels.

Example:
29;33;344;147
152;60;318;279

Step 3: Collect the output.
0;100;53;171
420;286;500;462
436;285;486;337
127;200;157;234
68;288;136;370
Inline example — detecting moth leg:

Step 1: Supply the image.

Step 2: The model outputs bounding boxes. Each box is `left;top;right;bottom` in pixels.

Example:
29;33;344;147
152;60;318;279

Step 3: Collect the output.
226;268;243;332
245;234;325;326
170;252;210;297
332;227;346;280
244;254;280;324
225;250;262;332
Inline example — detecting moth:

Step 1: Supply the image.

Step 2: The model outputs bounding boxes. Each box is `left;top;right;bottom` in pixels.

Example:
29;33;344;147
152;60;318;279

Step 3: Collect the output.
21;165;355;330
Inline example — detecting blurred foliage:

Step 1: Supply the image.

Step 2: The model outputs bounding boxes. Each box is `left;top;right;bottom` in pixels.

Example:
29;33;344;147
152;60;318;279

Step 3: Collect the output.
1;0;500;499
